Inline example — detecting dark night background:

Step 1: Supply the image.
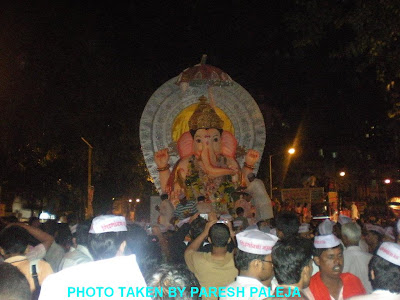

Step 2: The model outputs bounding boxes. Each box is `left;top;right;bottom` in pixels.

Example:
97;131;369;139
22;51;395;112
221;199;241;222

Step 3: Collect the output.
0;1;399;218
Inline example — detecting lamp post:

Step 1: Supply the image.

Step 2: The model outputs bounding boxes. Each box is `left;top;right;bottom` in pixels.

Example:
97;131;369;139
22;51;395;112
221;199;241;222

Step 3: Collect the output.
81;137;93;218
269;148;295;197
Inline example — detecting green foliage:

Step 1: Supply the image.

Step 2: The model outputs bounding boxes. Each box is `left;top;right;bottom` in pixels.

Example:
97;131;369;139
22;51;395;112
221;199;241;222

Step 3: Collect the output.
288;0;400;84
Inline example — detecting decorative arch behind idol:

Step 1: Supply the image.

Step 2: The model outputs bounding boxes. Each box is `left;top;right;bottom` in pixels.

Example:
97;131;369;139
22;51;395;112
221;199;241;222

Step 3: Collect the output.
140;76;266;193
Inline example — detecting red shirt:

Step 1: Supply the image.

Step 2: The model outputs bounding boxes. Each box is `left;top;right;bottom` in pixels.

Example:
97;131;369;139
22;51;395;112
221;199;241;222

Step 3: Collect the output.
309;272;366;300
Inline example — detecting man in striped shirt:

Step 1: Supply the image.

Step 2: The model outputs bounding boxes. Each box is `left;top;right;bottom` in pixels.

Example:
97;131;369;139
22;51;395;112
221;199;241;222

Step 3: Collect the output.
173;194;198;220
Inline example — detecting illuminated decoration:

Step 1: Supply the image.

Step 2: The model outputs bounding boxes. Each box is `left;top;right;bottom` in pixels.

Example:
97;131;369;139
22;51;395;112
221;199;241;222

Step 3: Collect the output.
175;54;233;88
339;171;346;177
384;179;391;184
140;60;266;195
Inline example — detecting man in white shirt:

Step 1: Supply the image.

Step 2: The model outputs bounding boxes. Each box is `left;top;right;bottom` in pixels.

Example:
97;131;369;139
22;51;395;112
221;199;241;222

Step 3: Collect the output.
351;202;359;220
246;173;274;221
39;215;150;300
59;220;93;270
235;192;253;219
341;222;373;293
349;242;400;299
226;229;279;300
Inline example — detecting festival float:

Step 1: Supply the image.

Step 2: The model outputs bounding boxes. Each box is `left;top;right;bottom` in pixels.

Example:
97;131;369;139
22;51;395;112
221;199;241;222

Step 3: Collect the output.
140;56;266;214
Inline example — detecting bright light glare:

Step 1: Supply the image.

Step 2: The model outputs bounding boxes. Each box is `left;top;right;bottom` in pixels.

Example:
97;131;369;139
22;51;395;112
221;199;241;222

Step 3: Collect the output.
339;172;346;177
39;212;55;220
128;199;132;203
384;179;391;184
288;148;295;154
136;198;140;203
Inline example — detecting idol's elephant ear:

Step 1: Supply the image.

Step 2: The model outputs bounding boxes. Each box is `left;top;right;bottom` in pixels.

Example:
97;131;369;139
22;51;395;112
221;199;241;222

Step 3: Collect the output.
221;131;237;158
177;131;194;158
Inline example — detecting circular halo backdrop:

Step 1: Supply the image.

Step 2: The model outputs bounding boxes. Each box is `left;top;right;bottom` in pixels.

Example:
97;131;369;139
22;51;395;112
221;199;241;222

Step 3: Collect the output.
140;76;266;193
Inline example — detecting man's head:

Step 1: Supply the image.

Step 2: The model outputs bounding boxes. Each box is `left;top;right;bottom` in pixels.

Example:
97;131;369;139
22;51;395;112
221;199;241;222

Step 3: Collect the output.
0;226;30;257
208;223;231;247
146;264;200;300
276;212;300;239
236;207;244;217
369;242;400;293
235;229;278;281
88;215;127;260
160;194;169;201
178;194;187;206
318;219;335;235
272;236;314;289
313;234;344;279
75;220;92;247
364;224;384;253
247;173;256;182
0;263;31;300
298;223;313;239
341;222;361;247
189;217;207;240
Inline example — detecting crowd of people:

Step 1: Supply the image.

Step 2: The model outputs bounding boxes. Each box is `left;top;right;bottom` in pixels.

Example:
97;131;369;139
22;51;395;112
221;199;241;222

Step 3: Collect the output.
0;191;399;300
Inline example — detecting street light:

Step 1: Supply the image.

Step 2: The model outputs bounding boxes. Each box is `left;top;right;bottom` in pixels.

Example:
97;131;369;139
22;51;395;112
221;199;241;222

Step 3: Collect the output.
384;179;391;184
339;171;346;177
136;198;140;203
269;148;296;197
81;137;93;219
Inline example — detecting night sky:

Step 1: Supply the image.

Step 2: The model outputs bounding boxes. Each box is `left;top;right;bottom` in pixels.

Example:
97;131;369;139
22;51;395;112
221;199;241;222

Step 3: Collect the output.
0;1;395;213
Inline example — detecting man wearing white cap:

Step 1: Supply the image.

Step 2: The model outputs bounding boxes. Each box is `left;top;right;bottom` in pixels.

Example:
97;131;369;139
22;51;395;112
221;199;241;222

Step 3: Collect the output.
226;229;278;299
39;215;150;300
305;234;366;300
341;222;373;293
338;215;352;226
349;242;400;299
298;223;313;240
364;224;385;254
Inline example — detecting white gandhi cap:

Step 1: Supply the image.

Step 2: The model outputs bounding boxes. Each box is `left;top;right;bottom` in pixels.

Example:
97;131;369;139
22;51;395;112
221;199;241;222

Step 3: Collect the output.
365;223;385;235
236;229;279;255
338;215;352;225
298;223;310;233
314;234;341;249
377;242;400;266
89;215;127;234
318;219;335;235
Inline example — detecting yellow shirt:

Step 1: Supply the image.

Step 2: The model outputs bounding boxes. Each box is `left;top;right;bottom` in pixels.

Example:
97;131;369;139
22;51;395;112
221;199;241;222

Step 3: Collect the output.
185;251;238;300
5;255;53;292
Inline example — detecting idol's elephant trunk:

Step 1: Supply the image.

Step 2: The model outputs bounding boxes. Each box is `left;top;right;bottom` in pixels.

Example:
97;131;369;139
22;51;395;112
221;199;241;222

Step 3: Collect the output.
200;144;235;177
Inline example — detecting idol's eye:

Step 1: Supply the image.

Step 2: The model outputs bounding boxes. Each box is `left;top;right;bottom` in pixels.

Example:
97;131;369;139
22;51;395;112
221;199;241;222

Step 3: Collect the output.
214;138;219;142
196;139;201;143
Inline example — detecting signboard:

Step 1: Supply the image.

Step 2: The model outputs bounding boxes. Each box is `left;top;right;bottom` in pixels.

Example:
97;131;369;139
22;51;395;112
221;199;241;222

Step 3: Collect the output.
281;188;325;204
281;188;325;219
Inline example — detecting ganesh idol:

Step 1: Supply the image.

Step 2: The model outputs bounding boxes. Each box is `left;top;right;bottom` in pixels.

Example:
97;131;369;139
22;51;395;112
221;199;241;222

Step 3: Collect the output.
154;96;260;206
